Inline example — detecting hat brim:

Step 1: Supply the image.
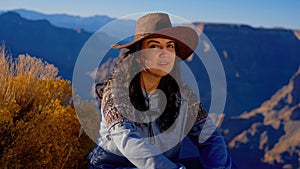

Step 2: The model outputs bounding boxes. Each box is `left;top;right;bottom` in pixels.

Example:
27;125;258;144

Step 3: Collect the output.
111;26;199;60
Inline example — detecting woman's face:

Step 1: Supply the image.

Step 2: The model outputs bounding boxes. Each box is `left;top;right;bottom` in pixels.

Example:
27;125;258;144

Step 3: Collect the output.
137;37;177;77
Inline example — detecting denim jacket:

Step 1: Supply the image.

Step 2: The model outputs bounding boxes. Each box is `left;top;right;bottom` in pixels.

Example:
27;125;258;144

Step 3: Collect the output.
88;81;232;169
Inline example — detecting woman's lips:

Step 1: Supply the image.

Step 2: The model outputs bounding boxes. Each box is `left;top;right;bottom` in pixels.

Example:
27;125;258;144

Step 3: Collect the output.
158;62;169;66
157;59;170;66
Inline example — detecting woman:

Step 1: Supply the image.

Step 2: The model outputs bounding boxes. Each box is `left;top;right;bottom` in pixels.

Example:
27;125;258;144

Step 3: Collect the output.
88;13;232;169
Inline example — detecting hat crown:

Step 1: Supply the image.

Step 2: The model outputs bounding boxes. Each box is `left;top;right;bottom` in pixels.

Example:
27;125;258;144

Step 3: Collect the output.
135;13;172;35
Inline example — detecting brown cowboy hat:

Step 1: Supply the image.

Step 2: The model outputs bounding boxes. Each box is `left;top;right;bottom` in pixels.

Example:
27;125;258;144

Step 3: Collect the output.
112;13;199;60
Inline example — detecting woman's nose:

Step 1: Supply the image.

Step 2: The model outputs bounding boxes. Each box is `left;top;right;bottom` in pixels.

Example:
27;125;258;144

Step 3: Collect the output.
159;49;168;57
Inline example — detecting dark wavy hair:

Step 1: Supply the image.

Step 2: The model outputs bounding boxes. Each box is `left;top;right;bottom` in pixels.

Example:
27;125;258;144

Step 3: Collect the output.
96;42;182;132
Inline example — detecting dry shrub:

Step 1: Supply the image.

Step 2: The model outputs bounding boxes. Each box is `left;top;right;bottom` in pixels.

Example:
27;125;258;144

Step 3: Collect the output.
0;46;94;168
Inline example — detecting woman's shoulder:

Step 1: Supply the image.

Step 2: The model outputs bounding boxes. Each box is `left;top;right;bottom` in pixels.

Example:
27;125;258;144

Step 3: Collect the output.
178;82;199;102
179;81;208;122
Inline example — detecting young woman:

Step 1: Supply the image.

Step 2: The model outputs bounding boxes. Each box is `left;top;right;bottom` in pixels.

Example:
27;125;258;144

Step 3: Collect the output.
88;13;232;169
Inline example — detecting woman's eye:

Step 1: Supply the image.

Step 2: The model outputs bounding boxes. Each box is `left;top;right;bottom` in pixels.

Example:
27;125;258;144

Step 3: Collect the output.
167;45;175;48
150;45;160;49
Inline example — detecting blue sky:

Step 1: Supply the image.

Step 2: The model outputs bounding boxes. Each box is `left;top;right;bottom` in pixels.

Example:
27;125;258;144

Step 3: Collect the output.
1;0;299;29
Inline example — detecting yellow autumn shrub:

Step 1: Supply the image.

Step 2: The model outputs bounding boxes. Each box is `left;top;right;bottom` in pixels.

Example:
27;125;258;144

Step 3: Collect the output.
0;46;94;168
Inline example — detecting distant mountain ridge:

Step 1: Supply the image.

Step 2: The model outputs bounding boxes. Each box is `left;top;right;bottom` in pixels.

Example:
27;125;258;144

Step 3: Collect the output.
2;9;298;33
1;9;136;37
2;9;114;31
